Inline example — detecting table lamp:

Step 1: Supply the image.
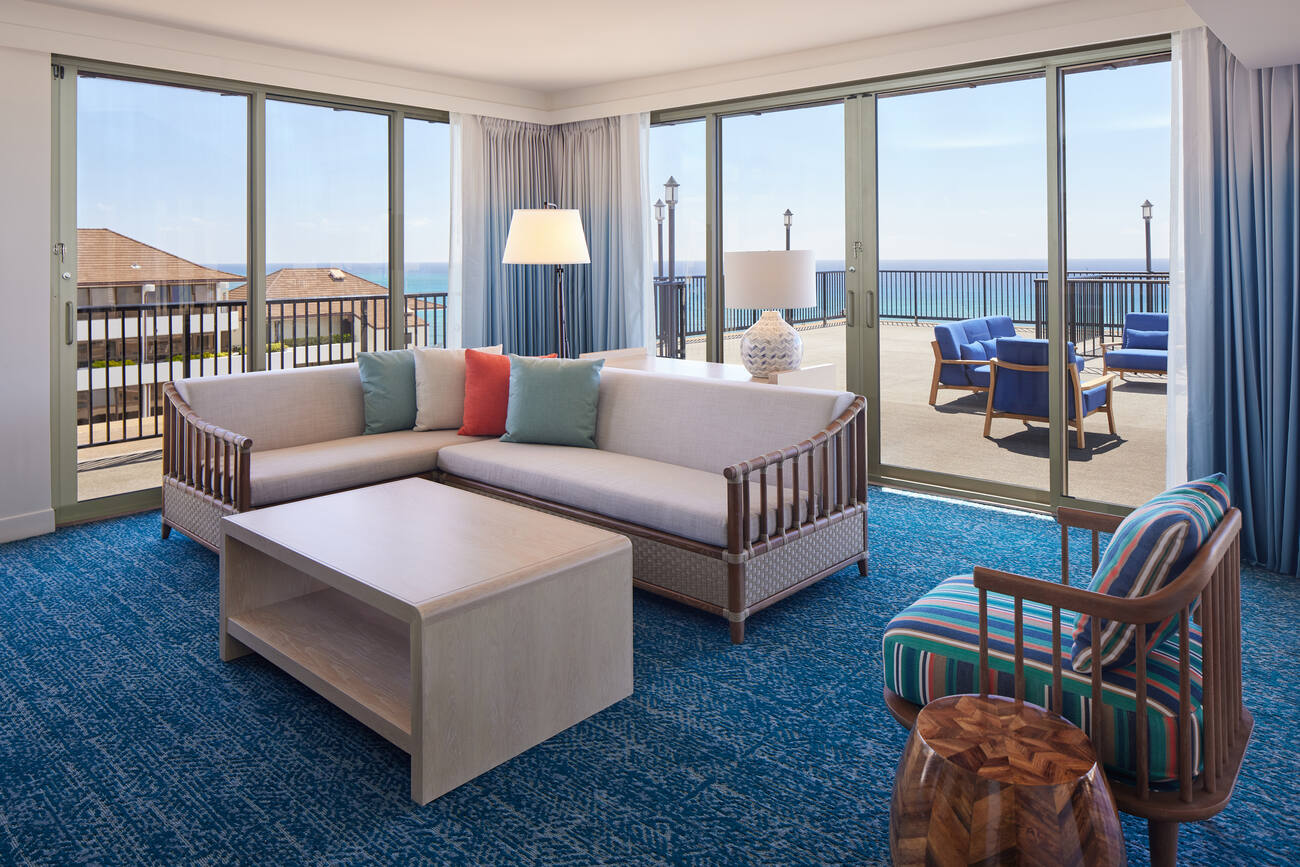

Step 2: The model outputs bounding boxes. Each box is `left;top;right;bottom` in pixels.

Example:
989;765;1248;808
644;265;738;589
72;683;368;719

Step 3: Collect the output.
723;249;816;377
502;203;591;357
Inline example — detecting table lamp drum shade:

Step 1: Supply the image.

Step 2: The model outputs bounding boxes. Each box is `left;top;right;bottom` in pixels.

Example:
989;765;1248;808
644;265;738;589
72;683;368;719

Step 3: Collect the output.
502;209;591;264
723;250;816;309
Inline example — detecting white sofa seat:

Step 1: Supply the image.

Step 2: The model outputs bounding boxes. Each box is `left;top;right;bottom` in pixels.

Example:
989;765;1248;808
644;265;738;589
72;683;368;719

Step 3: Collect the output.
436;440;812;548
252;430;486;507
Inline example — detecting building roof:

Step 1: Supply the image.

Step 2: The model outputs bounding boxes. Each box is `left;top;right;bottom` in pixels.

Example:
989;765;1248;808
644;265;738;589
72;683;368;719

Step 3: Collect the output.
77;229;241;288
226;268;388;301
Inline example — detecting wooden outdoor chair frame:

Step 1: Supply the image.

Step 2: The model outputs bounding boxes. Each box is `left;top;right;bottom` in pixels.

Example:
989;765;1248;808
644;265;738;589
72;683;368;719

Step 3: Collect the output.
927;339;991;405
983;358;1118;448
883;505;1252;867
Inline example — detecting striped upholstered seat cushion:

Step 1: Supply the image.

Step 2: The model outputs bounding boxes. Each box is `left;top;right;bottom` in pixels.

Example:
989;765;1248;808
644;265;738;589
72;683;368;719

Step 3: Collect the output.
1071;474;1230;674
883;574;1203;784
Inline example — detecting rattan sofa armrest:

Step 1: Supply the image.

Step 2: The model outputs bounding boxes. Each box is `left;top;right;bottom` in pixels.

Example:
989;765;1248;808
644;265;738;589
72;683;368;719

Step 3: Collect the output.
162;382;254;512
721;396;867;556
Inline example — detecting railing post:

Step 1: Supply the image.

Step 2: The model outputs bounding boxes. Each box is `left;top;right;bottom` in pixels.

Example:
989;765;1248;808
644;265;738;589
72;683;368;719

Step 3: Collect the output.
982;271;988;317
182;302;193;380
912;271;919;326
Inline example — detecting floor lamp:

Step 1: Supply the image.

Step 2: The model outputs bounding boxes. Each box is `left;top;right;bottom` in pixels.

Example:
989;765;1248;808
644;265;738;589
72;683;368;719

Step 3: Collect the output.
502;204;591;358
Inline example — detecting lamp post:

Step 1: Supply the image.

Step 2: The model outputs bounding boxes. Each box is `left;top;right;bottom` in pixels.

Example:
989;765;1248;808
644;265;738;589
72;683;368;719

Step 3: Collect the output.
1141;199;1153;273
654;199;665;279
664;176;680;357
783;209;793;251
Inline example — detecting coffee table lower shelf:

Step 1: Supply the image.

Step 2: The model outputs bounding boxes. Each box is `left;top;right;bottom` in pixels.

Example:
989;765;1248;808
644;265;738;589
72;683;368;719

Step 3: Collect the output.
226;587;413;751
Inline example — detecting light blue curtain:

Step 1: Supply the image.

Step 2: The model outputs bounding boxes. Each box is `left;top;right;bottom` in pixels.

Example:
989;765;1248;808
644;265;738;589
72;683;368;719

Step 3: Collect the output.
1184;29;1300;575
454;113;649;356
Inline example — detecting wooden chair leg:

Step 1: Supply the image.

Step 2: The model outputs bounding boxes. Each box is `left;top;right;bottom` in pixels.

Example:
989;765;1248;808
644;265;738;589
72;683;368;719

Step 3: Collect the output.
729;619;745;644
982;366;998;438
1148;819;1179;867
1075;420;1085;449
928;364;941;406
1106;404;1117;436
857;556;868;576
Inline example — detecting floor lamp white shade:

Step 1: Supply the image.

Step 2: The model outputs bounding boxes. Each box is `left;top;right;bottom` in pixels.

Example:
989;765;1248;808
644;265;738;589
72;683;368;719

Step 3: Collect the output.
724;250;816;376
502;208;590;357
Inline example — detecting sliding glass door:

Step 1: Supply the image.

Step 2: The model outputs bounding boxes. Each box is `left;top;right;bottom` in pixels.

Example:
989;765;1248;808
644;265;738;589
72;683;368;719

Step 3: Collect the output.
874;75;1048;493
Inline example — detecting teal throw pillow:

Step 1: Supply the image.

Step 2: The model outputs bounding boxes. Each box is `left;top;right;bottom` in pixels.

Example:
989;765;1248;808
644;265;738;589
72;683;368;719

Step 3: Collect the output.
358;349;416;435
502;356;604;448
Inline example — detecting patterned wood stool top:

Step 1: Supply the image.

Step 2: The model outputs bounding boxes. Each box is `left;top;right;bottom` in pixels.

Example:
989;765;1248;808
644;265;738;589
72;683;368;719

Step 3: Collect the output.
890;694;1126;867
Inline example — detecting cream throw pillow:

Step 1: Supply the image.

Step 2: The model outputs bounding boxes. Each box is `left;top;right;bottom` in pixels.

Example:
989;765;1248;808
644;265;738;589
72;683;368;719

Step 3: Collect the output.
412;345;503;431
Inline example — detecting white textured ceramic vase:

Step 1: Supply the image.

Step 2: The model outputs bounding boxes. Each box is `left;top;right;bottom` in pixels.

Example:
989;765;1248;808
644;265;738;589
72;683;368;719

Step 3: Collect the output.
739;310;803;377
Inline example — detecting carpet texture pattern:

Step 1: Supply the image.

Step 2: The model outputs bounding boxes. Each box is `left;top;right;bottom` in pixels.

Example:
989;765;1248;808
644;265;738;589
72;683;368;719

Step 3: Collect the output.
1;489;1297;865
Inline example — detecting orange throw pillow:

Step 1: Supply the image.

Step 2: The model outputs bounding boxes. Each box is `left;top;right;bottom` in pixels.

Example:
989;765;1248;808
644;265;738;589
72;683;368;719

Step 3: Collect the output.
460;349;556;436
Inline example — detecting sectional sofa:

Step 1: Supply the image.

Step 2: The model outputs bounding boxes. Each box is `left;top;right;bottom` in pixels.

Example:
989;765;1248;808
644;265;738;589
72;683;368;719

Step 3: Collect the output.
162;361;868;642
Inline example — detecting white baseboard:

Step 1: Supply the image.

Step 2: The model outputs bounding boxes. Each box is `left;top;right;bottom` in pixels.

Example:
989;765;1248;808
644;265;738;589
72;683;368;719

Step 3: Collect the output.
0;508;56;545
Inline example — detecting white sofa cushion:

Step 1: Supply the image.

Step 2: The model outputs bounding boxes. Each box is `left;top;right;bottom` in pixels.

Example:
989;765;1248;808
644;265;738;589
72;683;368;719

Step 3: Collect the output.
594;368;854;474
176;364;364;452
437;440;812;548
412;345;502;432
251;430;486;506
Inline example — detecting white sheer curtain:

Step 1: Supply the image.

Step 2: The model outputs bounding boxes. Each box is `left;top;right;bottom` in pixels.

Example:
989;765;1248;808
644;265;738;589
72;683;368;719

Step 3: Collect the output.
448;111;652;354
1165;30;1192;486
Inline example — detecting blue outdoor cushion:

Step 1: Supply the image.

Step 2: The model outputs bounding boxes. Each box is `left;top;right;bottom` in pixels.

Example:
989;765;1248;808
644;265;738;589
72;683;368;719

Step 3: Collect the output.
992;338;1094;419
1127;329;1168;350
968;364;991;388
357;349;416;435
1107;348;1168;372
978;338;998;359
502;356;605;448
959;342;987;362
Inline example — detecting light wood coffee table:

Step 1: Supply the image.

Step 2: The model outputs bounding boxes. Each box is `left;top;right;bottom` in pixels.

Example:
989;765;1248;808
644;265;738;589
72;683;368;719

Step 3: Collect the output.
219;477;633;804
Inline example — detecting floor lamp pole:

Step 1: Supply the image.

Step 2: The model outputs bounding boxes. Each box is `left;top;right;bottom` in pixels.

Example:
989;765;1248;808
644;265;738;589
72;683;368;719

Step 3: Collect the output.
555;263;570;358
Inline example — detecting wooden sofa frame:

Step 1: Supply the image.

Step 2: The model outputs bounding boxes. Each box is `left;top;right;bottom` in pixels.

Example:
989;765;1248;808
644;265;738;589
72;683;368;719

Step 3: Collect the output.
161;381;252;552
883;505;1251;867
439;396;869;644
983;357;1118;448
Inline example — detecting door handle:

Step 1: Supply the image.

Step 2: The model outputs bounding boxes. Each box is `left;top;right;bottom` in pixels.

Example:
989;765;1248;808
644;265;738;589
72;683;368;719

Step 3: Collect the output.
846;291;855;327
865;289;877;329
65;301;73;346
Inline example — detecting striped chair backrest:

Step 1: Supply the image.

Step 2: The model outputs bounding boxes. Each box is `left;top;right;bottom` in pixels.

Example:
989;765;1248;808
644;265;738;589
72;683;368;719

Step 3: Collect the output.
1070;473;1231;673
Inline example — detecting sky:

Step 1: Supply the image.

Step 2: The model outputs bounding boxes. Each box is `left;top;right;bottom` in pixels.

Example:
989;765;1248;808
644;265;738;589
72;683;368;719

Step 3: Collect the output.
77;75;450;268
649;59;1172;267
77;59;1169;270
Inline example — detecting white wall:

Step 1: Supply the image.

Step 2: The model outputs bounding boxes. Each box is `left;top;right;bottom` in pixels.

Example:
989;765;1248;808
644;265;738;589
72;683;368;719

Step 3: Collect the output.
0;44;54;543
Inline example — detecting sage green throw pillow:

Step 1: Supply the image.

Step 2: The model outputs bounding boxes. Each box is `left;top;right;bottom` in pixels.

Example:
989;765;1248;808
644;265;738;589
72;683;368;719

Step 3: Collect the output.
358;349;416;435
502;355;604;448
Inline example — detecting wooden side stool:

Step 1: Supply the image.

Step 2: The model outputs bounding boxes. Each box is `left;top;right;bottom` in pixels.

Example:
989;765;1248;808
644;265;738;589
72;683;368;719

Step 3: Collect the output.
890;693;1126;866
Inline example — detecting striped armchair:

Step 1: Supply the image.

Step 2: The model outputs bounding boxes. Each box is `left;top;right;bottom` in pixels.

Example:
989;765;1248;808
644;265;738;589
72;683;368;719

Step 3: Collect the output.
882;483;1250;867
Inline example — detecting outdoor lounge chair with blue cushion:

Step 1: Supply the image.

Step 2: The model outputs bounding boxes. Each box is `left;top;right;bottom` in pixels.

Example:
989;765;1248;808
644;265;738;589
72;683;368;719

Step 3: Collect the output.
983;337;1117;448
928;315;1017;404
1103;311;1169;376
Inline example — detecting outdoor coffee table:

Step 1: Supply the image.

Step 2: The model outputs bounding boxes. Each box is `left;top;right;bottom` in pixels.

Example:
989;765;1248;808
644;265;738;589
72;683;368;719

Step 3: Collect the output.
219;477;633;804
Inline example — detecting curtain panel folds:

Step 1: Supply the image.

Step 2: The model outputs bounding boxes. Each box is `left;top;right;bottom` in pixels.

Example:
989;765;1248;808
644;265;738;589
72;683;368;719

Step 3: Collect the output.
1181;28;1300;575
451;113;650;356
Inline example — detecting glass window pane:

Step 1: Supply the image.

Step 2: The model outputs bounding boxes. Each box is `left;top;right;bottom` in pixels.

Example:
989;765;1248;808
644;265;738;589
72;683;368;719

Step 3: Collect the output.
264;99;389;367
404;117;450;349
876;75;1048;490
648;119;705;358
721;103;846;389
74;75;248;501
1063;57;1172;506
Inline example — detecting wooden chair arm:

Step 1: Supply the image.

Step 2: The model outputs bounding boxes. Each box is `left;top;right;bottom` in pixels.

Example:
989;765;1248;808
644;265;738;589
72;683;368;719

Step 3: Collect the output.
1080;373;1118;390
937;358;991;366
1056;506;1124;534
1101;341;1124;350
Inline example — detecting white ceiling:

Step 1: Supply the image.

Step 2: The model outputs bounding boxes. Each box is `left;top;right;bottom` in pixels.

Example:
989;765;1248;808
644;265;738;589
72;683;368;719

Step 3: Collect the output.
35;0;1074;91
1185;0;1300;68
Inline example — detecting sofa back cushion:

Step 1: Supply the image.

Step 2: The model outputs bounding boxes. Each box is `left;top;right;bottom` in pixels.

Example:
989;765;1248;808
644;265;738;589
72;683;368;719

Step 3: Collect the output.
174;364;365;452
594;368;854;473
1070;474;1231;673
1124;312;1169;337
1126;329;1168;350
358;349;416;435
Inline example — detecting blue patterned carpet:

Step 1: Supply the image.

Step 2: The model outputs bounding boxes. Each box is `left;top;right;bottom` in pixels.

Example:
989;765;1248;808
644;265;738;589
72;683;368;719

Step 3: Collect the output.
1;489;1297;865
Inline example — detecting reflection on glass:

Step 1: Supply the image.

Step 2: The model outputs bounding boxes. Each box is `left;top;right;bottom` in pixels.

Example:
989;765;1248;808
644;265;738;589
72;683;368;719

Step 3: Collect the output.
74;75;247;501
